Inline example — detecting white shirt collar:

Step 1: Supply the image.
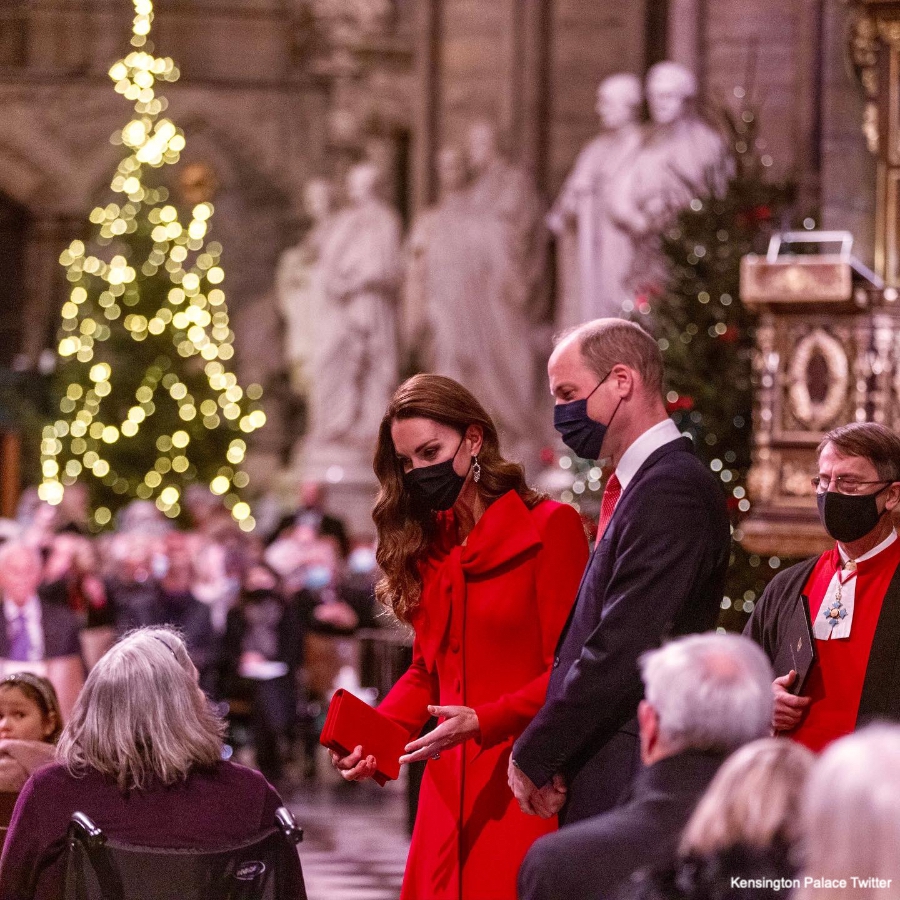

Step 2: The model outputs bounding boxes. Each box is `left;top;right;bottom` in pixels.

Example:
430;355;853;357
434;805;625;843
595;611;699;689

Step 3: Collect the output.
614;418;683;492
838;529;898;565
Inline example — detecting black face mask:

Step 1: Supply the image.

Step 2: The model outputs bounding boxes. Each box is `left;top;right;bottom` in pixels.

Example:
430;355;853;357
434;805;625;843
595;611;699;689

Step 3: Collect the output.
553;373;621;460
403;436;470;512
816;485;890;544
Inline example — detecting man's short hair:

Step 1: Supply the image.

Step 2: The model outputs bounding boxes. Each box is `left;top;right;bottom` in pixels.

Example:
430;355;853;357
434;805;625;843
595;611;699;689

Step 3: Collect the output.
640;633;774;754
817;422;900;482
557;319;664;395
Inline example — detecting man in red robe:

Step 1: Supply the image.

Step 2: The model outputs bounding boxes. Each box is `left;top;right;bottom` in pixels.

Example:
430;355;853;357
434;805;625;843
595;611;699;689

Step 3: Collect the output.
746;422;900;751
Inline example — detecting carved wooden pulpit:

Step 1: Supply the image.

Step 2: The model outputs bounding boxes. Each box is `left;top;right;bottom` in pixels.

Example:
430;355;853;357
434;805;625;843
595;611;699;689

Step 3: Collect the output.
740;233;891;557
739;0;900;557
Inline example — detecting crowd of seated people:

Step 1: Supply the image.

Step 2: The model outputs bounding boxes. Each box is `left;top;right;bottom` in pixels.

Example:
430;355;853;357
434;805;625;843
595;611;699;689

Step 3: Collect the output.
0;484;380;785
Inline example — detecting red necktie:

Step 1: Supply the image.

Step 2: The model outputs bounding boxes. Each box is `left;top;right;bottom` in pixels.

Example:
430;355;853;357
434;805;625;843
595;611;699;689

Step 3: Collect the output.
597;473;622;541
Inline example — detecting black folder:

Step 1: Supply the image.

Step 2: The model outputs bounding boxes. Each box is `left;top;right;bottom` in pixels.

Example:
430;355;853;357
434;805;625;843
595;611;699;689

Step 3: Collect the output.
772;593;818;695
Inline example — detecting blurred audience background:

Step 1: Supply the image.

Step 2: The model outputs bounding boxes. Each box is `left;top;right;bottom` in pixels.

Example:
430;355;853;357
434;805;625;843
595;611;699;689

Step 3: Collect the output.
0;482;384;788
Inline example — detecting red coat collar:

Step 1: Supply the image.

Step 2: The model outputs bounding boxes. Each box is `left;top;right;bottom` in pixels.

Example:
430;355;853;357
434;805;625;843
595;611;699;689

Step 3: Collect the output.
413;492;544;669
459;491;543;575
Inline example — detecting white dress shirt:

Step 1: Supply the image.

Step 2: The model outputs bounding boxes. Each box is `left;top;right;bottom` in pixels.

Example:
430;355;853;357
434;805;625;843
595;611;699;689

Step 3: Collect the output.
614;418;684;492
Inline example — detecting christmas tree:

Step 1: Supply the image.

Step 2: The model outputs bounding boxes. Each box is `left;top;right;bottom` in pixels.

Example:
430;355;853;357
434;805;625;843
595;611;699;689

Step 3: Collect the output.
638;98;797;630
37;0;265;532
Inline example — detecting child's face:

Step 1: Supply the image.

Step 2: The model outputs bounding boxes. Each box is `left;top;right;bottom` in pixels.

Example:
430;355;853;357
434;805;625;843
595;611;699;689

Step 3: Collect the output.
0;687;55;742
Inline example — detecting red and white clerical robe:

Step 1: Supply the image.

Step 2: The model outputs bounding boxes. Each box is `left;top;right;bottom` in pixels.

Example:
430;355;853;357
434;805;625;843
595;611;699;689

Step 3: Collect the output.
792;531;900;752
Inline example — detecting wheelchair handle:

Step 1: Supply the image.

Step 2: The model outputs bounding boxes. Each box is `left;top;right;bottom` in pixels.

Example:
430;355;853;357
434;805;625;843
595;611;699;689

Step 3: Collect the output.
275;807;303;845
68;812;107;852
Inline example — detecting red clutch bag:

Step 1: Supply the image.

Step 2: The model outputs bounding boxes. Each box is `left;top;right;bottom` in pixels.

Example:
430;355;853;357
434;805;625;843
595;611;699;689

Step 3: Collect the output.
319;688;409;786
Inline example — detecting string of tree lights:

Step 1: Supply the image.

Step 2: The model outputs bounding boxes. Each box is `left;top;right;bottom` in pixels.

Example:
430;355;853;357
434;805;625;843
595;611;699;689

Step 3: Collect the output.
556;93;801;630
38;0;265;532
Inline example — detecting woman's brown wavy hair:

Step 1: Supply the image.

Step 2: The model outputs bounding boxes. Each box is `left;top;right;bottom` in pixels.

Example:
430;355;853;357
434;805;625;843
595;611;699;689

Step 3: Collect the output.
373;374;545;623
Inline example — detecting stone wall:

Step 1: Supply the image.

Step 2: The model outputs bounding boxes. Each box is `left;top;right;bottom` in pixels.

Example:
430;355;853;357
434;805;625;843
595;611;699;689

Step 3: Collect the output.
413;0;649;206
546;2;649;196
698;0;875;264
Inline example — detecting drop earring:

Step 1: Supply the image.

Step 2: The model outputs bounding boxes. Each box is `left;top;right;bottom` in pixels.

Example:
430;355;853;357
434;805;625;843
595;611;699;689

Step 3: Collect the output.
473;456;482;483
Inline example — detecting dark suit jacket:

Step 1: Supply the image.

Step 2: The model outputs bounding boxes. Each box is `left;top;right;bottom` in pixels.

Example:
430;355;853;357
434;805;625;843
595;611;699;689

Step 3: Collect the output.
513;437;730;823
518;749;727;900
219;593;304;696
0;599;81;660
270;508;350;558
117;586;217;691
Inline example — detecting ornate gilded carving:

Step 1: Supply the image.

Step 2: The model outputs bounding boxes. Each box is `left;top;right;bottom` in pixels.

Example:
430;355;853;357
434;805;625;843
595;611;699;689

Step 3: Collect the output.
848;8;879;97
863;101;880;154
780;460;817;497
786;329;850;429
746;448;778;504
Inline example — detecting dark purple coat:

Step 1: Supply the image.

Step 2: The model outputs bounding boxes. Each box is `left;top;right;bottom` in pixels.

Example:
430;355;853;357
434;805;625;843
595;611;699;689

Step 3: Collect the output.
0;760;282;900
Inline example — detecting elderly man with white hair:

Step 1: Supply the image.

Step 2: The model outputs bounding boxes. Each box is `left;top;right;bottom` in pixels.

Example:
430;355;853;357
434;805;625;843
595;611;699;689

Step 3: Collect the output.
0;542;83;719
517;633;774;900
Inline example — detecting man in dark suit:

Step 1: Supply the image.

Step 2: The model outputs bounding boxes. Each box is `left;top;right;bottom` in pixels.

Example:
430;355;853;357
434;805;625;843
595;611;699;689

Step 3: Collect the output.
0;541;84;718
509;319;731;824
517;633;775;900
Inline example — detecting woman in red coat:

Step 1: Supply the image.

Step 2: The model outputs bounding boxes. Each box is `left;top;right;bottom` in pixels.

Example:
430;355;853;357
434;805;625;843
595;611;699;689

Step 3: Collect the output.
330;374;589;900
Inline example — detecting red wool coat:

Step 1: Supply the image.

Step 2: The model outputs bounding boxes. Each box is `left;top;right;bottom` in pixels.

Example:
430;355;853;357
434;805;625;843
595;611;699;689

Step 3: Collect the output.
378;491;589;900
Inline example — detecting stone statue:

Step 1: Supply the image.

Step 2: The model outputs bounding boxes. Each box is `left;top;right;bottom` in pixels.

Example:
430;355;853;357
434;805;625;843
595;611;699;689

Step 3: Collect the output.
548;74;644;326
608;61;729;291
275;178;334;394
465;120;547;321
402;128;547;470
310;162;402;454
403;146;471;362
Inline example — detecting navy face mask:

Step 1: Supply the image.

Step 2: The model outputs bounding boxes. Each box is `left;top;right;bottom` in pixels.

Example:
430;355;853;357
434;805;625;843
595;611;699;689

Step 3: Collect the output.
403;435;470;512
554;373;620;460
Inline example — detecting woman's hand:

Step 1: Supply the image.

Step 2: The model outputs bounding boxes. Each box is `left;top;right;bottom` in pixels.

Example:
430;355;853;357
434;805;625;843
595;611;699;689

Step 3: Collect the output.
399;705;480;764
329;745;377;782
